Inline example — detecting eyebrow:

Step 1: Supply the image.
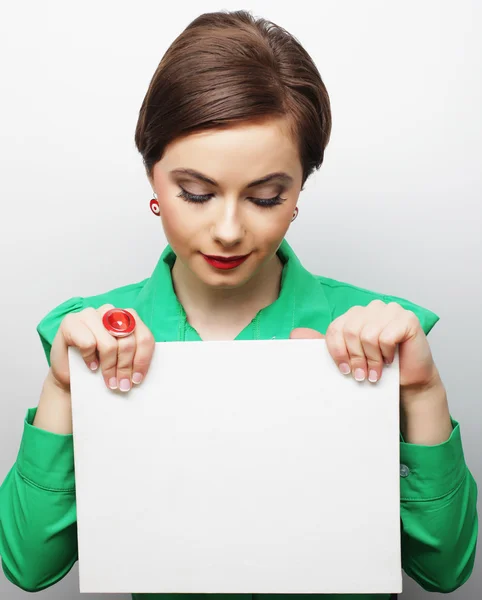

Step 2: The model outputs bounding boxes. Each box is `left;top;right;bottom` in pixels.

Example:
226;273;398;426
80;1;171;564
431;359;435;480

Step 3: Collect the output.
170;168;293;188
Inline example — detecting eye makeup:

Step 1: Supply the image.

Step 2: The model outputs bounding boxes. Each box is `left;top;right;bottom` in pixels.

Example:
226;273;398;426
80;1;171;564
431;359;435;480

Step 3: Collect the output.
176;187;287;208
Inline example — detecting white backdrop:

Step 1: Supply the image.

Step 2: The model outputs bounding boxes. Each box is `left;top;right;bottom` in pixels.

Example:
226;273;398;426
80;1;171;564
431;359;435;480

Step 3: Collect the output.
1;1;480;599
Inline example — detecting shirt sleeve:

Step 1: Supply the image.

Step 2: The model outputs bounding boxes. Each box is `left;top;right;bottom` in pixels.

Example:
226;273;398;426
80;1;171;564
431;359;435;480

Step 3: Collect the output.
327;285;478;592
399;417;478;592
0;297;83;591
0;407;78;592
383;296;479;592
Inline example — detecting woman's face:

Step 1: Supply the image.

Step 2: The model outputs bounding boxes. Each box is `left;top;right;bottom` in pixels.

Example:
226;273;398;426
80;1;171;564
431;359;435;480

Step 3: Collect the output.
150;116;303;289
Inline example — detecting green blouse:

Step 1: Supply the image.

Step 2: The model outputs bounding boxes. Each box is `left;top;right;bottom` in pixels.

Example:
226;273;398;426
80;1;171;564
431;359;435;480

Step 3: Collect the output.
0;238;478;599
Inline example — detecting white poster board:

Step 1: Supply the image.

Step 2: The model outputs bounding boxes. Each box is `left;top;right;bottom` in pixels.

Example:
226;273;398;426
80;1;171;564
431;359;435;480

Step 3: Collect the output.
69;339;402;594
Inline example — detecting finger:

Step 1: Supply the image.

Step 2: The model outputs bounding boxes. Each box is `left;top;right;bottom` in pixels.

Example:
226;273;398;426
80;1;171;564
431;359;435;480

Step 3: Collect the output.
360;301;405;382
359;322;385;384
79;304;121;390
58;313;99;371
127;308;156;386
343;307;367;381
324;317;352;376
115;330;137;392
378;312;418;364
289;328;325;339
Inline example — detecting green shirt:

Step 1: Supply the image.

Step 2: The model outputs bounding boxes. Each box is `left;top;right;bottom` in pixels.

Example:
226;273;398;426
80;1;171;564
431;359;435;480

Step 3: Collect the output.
0;238;478;599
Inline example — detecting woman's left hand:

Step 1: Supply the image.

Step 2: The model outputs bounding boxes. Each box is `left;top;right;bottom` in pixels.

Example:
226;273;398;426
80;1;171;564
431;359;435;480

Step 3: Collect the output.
290;299;441;395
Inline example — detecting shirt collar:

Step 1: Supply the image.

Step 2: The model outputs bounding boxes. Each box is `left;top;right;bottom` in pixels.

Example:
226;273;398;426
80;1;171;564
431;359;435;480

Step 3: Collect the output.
134;238;332;341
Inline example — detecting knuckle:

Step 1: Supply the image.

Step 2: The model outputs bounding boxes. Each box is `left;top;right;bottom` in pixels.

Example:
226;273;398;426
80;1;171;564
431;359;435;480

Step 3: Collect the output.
116;356;133;371
343;326;359;341
98;339;118;356
325;338;346;359
326;320;341;336
405;310;419;326
116;351;135;371
367;358;383;369
331;349;347;363
137;332;155;346
369;299;386;307
80;338;97;353
379;331;395;345
360;326;379;345
118;335;136;353
99;303;115;310
61;313;75;329
133;357;153;373
345;306;358;317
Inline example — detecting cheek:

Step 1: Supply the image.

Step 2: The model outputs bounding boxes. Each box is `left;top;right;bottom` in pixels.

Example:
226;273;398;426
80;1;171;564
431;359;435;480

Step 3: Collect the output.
159;195;205;250
253;210;291;244
160;201;187;242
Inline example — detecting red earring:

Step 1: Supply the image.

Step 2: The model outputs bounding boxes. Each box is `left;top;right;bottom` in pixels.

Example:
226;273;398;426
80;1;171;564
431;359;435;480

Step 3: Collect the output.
291;206;299;222
150;195;160;216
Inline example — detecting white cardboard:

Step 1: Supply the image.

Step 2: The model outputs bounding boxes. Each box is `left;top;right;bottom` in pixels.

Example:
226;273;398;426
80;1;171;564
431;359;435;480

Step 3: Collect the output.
69;339;402;594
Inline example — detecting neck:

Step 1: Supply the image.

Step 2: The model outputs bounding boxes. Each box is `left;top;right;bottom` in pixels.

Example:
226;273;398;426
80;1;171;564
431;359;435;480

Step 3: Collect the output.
171;253;284;330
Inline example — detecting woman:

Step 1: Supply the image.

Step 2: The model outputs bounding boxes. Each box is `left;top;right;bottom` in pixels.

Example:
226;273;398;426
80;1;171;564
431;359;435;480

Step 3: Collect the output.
0;9;477;600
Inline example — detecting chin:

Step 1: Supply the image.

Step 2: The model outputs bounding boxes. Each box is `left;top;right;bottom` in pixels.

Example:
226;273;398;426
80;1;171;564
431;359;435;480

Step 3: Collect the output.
200;269;253;289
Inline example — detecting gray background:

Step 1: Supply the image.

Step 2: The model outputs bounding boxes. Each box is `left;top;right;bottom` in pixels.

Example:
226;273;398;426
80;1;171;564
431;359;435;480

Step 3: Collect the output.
0;0;480;598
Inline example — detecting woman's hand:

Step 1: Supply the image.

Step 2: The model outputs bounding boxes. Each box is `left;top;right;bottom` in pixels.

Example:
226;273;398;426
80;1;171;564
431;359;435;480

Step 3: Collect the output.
290;299;441;394
49;304;156;393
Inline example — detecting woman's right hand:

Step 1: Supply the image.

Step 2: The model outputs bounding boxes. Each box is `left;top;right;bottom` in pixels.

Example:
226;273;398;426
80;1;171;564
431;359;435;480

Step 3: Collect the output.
49;304;156;393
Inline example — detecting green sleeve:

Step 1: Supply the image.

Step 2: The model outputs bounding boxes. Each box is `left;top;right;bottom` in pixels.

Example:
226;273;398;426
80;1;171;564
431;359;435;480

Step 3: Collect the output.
379;293;478;591
321;281;478;591
399;420;478;592
0;297;83;591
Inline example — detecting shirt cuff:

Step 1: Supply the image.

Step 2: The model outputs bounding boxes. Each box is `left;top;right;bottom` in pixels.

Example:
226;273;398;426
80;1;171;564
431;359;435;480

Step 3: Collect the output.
15;407;75;491
399;417;467;500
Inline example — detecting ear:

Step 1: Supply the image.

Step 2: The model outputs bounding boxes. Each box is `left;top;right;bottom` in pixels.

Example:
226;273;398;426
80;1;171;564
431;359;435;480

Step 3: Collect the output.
289;328;325;339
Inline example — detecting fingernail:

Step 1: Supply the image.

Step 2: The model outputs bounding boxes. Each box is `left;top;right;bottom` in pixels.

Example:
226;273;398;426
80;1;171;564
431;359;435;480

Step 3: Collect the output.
368;369;378;383
108;377;118;389
89;361;98;371
339;362;351;375
132;372;143;384
119;378;131;392
354;368;366;381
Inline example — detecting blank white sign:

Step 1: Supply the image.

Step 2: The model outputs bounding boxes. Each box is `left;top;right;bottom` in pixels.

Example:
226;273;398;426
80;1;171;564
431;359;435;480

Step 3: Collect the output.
69;339;402;595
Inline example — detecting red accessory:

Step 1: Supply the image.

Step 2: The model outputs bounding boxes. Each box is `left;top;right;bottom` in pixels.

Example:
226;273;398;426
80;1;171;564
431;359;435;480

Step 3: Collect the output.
102;308;136;338
291;206;298;222
150;197;160;215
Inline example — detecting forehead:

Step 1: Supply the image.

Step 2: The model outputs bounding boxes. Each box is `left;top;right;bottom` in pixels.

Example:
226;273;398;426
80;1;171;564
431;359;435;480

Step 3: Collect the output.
158;116;301;182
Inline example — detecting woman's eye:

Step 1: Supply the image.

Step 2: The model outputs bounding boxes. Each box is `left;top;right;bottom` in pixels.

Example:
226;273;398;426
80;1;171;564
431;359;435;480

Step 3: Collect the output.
177;188;212;203
251;195;286;208
177;187;286;208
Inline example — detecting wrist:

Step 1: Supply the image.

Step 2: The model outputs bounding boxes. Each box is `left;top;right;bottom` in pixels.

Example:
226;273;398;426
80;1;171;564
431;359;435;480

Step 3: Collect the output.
400;376;453;445
33;370;73;434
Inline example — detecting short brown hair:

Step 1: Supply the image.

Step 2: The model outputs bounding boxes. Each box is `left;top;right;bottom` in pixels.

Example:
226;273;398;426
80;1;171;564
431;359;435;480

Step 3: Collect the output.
135;9;331;190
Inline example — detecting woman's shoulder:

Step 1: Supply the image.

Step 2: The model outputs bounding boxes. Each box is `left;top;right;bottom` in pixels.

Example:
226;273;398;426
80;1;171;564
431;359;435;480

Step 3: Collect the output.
314;273;440;336
35;278;149;365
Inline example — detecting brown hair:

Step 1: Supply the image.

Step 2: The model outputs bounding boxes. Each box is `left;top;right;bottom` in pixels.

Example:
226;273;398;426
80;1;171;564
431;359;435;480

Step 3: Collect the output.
135;9;331;190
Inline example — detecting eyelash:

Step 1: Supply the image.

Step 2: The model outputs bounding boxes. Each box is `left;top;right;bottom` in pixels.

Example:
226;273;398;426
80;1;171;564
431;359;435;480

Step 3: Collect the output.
176;187;287;208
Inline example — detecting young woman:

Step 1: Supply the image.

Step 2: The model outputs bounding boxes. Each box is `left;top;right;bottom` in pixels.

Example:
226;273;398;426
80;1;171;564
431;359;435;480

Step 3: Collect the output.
0;9;477;600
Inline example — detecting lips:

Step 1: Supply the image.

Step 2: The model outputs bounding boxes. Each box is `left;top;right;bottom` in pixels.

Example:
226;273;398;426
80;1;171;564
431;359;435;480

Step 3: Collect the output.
201;252;251;270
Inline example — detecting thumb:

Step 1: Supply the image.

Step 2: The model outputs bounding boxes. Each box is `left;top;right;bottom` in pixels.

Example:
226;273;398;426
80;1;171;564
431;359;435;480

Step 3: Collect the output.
289;328;325;339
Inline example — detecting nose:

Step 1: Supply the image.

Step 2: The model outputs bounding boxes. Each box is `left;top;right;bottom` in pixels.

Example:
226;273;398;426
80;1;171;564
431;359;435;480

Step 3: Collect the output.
211;201;245;248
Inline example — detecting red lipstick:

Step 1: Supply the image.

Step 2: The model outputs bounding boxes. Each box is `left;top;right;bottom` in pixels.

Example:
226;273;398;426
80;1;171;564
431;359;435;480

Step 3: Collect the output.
201;253;251;270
